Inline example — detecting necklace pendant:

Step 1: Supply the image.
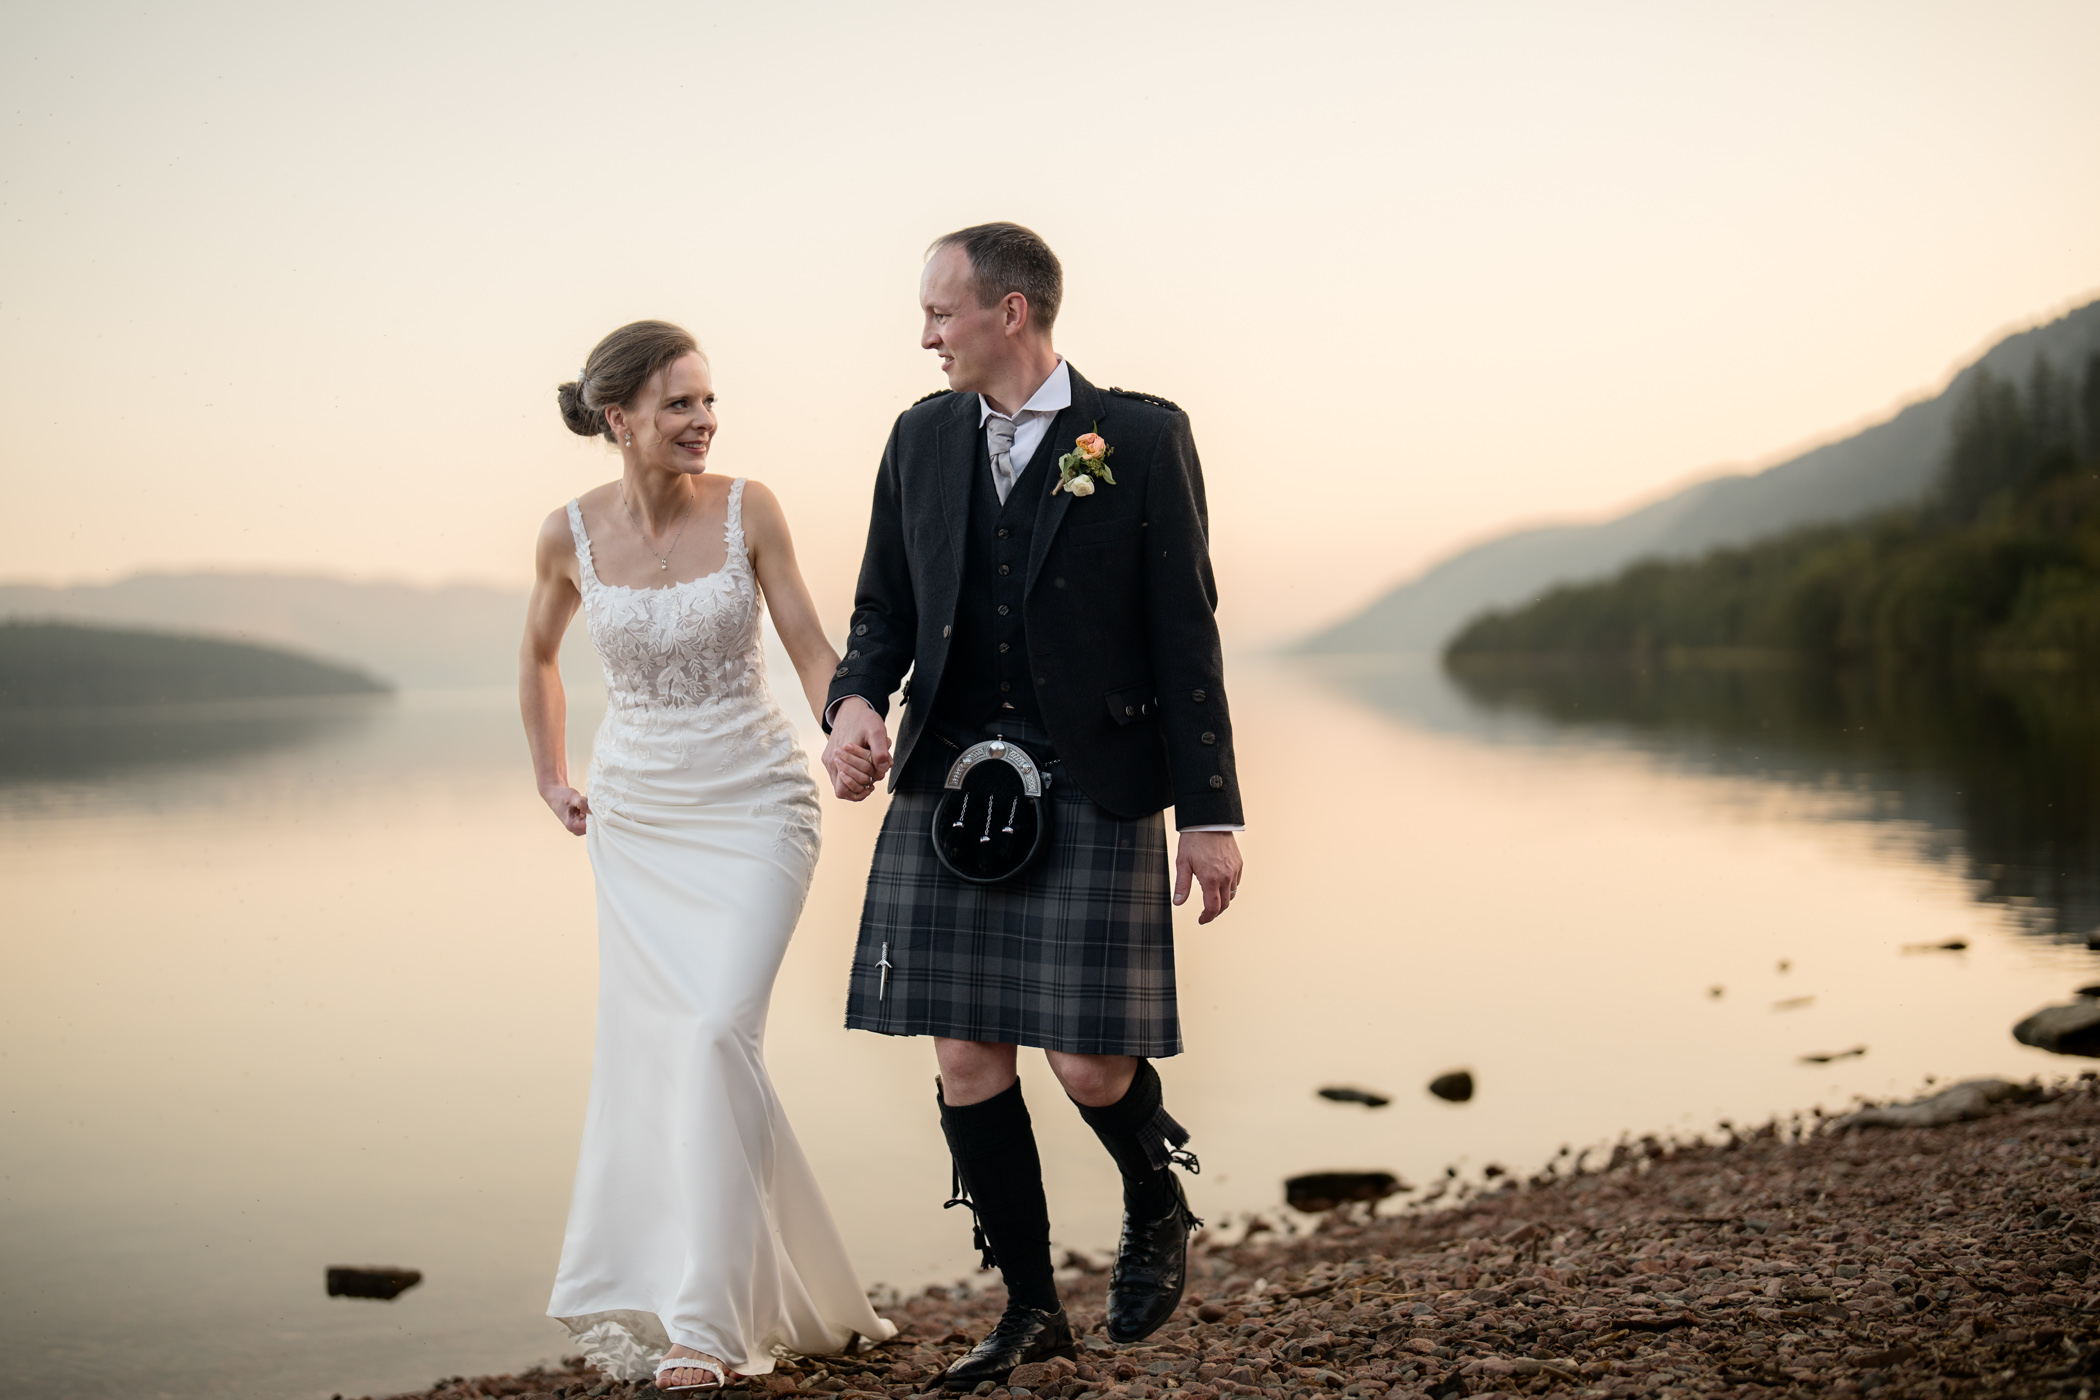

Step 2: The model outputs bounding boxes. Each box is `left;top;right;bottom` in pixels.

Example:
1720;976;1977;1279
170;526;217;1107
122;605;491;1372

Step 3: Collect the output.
660;560;669;570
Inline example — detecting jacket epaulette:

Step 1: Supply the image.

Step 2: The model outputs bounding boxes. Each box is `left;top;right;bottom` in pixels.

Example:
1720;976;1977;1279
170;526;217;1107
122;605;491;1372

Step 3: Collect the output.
1106;386;1181;413
912;388;954;406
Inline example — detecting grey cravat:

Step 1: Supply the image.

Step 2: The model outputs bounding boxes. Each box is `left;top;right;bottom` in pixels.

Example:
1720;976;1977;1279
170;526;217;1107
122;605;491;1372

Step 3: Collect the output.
986;415;1019;504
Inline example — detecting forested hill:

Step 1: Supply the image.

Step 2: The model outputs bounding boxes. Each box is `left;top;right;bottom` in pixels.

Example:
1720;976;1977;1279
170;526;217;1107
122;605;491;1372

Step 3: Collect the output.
1446;351;2100;668
0;621;390;708
1303;296;2100;653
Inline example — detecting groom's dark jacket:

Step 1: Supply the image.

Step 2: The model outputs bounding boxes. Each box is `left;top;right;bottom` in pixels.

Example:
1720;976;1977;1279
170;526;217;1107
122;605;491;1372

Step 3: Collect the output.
825;365;1242;828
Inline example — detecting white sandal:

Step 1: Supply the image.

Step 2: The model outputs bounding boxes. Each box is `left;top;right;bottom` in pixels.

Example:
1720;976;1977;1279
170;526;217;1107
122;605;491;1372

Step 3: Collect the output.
654;1352;728;1393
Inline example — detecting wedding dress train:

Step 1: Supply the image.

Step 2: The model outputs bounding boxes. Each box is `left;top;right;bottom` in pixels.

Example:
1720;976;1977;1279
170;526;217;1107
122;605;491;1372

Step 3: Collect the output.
548;480;895;1380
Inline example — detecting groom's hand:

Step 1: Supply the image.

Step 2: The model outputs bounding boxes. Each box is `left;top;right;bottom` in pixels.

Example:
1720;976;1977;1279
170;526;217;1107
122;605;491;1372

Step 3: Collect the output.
1174;830;1243;924
823;696;893;802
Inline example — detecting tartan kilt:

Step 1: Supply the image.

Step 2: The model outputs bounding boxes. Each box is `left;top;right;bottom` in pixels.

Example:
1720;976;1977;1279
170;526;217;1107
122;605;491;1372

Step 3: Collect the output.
843;728;1180;1058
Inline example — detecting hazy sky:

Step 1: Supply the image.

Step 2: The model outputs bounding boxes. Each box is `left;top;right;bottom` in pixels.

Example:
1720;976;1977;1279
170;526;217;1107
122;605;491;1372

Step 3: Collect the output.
5;0;2097;643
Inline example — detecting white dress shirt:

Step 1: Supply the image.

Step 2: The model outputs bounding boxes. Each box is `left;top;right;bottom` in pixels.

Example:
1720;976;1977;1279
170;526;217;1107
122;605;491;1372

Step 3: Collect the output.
980;357;1072;493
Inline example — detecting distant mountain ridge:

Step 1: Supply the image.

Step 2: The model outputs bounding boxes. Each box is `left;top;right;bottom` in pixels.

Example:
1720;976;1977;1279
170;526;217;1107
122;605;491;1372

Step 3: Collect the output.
0;572;596;689
1301;296;2100;654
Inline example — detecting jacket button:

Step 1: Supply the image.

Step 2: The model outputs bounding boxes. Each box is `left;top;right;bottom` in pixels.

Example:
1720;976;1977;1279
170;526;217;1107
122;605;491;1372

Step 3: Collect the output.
943;625;952;637
1140;704;1151;716
998;564;1011;576
997;605;1010;617
995;642;1008;654
1001;681;1013;692
1192;689;1207;702
854;624;868;636
835;665;848;677
1208;775;1225;790
997;528;1010;539
1124;704;1136;716
1201;731;1216;744
847;649;860;659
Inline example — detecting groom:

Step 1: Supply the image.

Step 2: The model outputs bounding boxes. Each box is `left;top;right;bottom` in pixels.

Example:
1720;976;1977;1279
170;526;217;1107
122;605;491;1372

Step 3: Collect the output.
823;222;1245;1387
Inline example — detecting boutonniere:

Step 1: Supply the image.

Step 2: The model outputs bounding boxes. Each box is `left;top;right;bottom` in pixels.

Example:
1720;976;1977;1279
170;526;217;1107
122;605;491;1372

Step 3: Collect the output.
1054;428;1116;497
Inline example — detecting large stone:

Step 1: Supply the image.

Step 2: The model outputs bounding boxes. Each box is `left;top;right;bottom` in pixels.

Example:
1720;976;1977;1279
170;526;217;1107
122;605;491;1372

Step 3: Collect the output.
1427;1071;1474;1103
2014;1001;2100;1057
1833;1078;2027;1130
1285;1171;1404;1212
325;1265;422;1300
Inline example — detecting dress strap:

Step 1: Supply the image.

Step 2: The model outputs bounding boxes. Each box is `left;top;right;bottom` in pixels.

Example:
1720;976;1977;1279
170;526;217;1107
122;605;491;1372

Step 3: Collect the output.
725;478;749;562
565;500;602;590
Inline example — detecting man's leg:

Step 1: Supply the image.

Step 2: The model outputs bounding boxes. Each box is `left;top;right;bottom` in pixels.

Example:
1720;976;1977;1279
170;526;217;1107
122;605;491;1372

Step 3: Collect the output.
934;1039;1073;1388
1047;1051;1199;1344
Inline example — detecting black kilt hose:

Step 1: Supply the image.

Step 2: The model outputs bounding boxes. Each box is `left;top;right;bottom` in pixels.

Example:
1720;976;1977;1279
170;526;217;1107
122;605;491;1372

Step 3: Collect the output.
844;718;1180;1057
828;367;1243;1062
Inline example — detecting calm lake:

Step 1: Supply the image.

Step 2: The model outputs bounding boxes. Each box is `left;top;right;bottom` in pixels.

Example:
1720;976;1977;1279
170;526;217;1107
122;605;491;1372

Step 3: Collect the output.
3;652;2093;1399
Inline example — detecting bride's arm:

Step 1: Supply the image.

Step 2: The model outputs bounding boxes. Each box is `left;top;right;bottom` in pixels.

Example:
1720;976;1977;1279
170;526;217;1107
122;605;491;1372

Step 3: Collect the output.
741;480;845;725
520;508;589;835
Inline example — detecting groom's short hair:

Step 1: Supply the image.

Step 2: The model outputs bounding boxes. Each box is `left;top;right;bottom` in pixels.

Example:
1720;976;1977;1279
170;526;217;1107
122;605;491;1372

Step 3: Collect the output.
929;222;1063;333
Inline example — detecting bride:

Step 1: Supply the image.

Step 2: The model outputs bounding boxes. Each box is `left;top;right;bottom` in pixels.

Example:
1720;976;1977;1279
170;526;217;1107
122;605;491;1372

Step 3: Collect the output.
520;320;894;1391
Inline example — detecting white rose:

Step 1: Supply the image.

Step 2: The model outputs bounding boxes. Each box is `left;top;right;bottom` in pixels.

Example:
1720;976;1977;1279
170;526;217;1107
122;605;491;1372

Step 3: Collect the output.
1065;474;1095;497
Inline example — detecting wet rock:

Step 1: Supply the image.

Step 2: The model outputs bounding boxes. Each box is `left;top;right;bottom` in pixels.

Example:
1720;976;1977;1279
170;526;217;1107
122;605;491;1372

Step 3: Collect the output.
1315;1086;1390;1108
2014;999;2100;1056
1799;1045;1867;1064
1772;995;1814;1010
1425;1071;1473;1103
1900;939;1968;952
1285;1171;1404;1212
325;1265;422;1300
1833;1077;2025;1129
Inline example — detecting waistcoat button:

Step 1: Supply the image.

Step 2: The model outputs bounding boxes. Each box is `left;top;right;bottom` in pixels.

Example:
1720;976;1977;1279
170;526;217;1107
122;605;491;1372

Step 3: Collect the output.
854;624;868;636
1192;689;1207;702
998;642;1010;653
997;605;1010;617
998;564;1010;576
1201;731;1216;744
997;528;1010;539
1000;681;1013;692
1208;775;1224;790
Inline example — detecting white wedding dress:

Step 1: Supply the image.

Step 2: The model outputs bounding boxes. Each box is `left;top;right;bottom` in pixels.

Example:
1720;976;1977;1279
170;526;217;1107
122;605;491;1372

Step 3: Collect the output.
548;479;895;1380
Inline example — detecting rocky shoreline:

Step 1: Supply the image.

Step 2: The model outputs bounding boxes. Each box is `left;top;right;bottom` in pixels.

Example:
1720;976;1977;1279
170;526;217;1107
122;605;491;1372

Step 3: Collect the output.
361;1077;2100;1400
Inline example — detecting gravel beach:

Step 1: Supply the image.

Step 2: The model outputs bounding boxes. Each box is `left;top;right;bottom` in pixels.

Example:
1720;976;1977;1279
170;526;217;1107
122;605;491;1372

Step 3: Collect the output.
363;1076;2100;1400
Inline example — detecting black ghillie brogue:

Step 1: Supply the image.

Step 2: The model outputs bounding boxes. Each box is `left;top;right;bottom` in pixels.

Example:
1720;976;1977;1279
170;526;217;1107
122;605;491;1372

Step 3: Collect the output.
1105;1169;1201;1344
940;1305;1076;1390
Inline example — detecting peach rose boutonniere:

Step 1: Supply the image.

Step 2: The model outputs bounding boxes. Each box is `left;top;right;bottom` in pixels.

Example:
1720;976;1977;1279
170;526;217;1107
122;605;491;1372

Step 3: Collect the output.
1055;427;1116;497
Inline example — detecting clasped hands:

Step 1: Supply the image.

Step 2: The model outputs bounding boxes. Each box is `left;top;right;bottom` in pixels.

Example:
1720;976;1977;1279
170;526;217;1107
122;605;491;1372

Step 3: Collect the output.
820;697;1244;923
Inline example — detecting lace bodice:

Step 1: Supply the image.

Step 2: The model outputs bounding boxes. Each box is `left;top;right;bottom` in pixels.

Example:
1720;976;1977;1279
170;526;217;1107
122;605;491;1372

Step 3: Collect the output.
568;479;767;714
567;480;819;859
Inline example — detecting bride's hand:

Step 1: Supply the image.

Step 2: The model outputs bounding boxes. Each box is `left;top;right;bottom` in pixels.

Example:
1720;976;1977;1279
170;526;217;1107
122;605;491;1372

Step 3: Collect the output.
542;783;591;835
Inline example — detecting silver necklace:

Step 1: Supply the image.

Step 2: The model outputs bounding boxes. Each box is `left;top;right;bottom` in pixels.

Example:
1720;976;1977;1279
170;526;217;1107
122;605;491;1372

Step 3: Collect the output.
620;483;697;572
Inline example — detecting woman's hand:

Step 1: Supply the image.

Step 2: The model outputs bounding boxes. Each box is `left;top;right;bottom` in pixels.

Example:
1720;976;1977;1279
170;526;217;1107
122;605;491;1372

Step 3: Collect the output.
543;783;591;836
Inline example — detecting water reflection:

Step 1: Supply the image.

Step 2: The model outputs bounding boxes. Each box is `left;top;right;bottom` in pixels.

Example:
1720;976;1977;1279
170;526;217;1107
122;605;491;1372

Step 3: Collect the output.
1381;658;2100;941
0;694;391;784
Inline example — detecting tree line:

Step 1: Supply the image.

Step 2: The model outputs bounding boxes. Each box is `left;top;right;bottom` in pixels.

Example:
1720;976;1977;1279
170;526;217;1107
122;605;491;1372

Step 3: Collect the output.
1447;352;2100;668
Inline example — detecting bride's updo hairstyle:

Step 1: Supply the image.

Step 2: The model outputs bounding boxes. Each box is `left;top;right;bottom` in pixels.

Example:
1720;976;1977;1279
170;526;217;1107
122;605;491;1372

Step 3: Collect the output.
557;320;702;443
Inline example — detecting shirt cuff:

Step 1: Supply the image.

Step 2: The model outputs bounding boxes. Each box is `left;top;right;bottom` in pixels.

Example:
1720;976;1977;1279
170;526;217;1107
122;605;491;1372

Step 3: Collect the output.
1179;823;1245;833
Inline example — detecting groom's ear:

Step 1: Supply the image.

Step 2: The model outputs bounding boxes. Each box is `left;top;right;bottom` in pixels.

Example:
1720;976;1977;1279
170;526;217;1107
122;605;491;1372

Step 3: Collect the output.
1000;291;1032;338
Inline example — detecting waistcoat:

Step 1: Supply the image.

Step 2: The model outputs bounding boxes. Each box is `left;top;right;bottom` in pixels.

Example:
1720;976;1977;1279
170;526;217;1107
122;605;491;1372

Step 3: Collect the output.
933;430;1050;727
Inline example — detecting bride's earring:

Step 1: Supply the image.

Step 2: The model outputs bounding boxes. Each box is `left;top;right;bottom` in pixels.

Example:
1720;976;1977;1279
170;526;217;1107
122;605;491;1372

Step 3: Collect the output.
624;433;632;446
